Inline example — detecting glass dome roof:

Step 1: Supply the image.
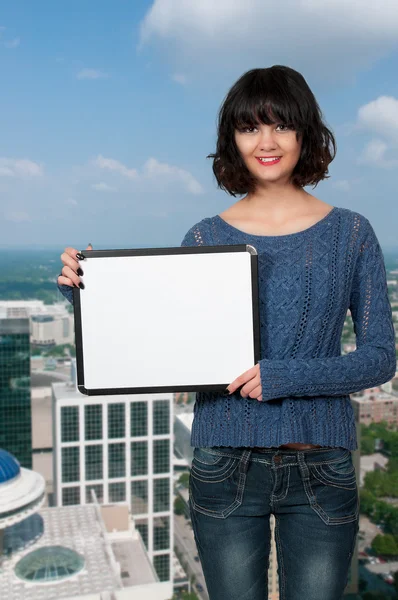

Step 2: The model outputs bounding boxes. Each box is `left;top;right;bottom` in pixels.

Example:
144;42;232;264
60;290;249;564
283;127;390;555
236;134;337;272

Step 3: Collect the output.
0;449;20;484
15;546;85;582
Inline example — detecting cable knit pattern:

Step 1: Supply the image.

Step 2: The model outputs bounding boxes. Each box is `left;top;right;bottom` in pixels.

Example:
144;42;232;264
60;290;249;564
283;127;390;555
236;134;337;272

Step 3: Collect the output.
179;206;396;450
56;206;396;450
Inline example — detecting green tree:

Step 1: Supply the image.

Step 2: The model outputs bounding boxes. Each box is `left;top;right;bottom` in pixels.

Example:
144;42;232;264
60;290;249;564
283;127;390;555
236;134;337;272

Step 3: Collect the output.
372;533;398;558
178;472;190;488
174;496;186;516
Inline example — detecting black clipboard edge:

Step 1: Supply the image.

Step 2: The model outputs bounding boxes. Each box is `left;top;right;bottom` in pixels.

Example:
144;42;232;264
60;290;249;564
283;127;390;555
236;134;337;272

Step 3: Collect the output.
78;383;247;396
73;284;85;393
73;244;261;396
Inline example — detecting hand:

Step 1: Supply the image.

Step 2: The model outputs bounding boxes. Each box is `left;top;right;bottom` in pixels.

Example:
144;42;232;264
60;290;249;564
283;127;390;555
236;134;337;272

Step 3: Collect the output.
226;364;263;401
58;243;93;288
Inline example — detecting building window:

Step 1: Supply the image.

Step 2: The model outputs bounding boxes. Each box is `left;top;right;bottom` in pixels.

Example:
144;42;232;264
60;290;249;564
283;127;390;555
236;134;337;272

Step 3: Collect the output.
153;554;170;582
153;400;169;435
131;441;148;476
131;480;148;514
130;401;147;437
85;445;103;480
153;440;169;474
84;404;102;440
85;484;103;504
61;406;79;442
153;478;170;513
62;447;80;483
135;518;148;550
108;443;126;478
62;487;80;506
108;403;125;439
154;516;170;551
109;482;126;503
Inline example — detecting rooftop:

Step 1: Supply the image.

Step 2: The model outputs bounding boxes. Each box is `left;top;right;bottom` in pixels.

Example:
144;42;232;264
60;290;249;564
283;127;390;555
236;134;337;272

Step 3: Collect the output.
0;504;121;600
0;503;160;600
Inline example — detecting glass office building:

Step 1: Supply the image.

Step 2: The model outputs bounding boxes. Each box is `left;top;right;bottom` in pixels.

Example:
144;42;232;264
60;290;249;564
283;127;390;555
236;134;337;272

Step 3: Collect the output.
0;318;32;468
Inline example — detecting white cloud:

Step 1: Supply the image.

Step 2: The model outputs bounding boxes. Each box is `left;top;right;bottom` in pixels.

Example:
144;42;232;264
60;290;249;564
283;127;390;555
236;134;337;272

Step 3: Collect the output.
332;180;351;192
91;154;203;194
4;37;20;49
0;158;43;178
5;211;31;222
139;1;398;78
91;182;118;192
172;73;187;85
355;96;398;168
66;197;78;205
357;139;398;168
93;155;138;179
143;157;204;194
77;68;109;80
357;96;398;140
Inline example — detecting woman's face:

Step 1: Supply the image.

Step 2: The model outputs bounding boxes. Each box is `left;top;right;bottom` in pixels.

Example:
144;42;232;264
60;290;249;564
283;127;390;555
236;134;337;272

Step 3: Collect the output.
234;122;303;187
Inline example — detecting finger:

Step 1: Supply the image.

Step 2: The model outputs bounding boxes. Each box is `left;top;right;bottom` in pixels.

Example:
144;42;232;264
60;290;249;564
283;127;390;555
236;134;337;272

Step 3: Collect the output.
227;365;259;394
240;379;261;398
248;384;262;399
86;243;93;250
60;251;79;272
226;375;248;395
62;265;81;287
64;247;81;262
62;249;81;275
57;274;75;288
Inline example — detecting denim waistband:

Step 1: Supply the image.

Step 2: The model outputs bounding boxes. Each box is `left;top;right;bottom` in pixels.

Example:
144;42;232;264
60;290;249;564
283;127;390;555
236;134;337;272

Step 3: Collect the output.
200;445;351;465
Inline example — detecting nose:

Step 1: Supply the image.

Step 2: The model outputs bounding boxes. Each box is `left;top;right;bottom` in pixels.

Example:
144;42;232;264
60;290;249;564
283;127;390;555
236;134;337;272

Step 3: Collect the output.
258;126;279;151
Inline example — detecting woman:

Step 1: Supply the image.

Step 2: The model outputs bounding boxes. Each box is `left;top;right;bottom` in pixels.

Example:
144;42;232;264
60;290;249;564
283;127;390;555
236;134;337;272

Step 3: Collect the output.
57;66;396;600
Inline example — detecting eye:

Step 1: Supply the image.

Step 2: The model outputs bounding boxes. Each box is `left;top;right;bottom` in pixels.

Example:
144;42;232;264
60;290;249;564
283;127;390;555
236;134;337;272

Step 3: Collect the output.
276;123;294;131
238;125;258;133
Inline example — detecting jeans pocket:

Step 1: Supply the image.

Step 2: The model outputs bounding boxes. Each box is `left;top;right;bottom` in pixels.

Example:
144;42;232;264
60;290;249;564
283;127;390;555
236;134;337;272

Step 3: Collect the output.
313;452;356;489
189;448;244;519
307;454;359;525
327;451;355;475
192;447;229;467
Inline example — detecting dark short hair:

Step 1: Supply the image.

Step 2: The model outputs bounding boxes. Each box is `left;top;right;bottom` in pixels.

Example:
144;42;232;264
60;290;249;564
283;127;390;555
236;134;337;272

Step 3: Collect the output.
207;65;336;196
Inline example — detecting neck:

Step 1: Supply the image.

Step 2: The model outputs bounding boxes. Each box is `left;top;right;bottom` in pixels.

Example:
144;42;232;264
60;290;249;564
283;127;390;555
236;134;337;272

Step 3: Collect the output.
240;186;311;217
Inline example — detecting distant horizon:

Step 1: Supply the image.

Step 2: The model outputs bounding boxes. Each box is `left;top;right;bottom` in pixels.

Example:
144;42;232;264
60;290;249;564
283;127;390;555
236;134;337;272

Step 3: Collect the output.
0;243;175;251
2;243;398;254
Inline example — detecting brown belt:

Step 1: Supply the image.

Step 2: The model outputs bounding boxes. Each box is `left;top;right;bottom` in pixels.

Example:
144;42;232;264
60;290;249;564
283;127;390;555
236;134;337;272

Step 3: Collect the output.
252;445;324;451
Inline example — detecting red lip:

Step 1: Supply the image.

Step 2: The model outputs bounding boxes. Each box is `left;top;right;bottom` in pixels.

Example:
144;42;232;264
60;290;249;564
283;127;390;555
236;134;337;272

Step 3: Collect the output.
255;157;282;166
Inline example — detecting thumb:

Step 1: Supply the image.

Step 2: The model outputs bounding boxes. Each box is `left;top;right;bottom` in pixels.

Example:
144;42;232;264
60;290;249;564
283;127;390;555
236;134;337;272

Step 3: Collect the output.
86;243;93;250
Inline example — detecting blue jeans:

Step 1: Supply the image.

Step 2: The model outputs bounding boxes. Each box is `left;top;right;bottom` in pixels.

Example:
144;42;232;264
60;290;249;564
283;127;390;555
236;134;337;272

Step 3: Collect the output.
189;446;359;600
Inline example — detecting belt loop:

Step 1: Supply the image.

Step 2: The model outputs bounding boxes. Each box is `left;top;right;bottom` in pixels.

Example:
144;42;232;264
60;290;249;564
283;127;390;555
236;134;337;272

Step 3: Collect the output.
240;449;252;475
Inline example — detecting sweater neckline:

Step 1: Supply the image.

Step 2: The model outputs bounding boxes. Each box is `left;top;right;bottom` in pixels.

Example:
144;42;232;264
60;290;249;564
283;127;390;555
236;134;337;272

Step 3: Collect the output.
213;206;338;241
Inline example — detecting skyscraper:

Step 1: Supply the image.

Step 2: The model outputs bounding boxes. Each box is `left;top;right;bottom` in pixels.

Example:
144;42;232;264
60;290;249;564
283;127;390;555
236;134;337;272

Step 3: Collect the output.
0;317;32;468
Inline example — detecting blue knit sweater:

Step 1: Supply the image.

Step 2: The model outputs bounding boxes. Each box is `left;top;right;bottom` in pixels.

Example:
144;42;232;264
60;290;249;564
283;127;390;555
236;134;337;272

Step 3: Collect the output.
57;206;396;450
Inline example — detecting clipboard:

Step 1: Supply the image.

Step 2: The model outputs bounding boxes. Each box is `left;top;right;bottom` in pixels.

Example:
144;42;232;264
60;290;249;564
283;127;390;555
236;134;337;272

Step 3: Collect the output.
73;244;261;395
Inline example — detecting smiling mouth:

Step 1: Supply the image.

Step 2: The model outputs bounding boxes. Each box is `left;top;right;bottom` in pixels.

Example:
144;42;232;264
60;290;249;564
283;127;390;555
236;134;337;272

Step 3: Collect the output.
256;157;282;165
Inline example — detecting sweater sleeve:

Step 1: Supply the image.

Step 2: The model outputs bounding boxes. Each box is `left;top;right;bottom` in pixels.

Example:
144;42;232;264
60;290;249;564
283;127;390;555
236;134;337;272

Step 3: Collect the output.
180;219;213;247
57;273;74;305
257;218;396;401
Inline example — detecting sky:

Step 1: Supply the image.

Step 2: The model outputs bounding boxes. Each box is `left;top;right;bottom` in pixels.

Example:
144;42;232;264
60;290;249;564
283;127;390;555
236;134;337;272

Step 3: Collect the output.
1;1;398;251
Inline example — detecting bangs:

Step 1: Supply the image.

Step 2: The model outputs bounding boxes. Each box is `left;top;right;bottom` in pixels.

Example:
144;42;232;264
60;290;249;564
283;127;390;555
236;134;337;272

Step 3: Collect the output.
229;73;305;131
